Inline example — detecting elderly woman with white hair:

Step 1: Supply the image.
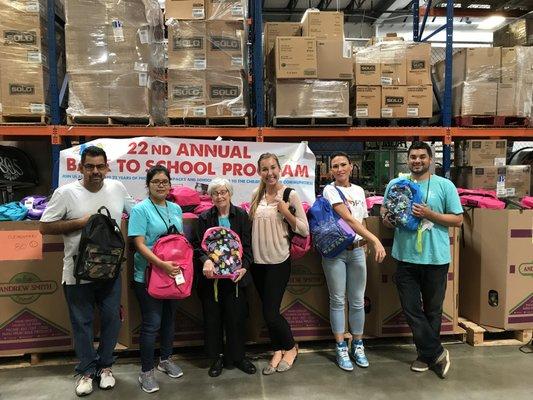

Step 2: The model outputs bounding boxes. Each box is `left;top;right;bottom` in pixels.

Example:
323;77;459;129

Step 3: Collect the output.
194;178;256;378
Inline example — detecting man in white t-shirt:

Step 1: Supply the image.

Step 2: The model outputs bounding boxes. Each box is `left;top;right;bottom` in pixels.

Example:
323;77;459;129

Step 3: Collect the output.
40;146;134;397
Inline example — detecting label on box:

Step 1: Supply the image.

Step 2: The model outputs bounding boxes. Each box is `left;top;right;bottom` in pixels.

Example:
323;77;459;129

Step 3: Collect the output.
27;51;42;63
193;107;206;117
194;58;206;69
381;76;393;85
343;42;352;58
29;103;46;114
231;56;243;66
506;188;516;197
134;62;148;72
138;28;150;44
231;107;246;116
356;108;369;117
138;72;148;86
381;108;393;117
26;1;39;12
112;20;125;42
407;107;419;117
0;103;2;113
231;5;244;16
192;7;205;19
494;157;506;167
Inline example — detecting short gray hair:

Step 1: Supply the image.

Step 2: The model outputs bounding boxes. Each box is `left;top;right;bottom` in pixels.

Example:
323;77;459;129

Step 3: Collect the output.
207;178;233;196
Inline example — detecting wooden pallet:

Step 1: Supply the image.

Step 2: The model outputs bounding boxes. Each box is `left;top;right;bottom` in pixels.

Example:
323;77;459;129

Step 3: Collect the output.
67;115;152;126
273;116;352;127
167;116;249;127
454;115;530;127
458;317;533;347
354;118;430;127
0;114;49;125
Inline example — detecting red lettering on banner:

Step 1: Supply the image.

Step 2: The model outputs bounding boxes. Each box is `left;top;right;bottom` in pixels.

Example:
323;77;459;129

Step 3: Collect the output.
66;158;77;171
116;159;126;172
176;143;189;157
125;159;141;173
221;163;256;176
282;165;293;177
147;160;216;176
243;146;251;159
222;163;232;175
176;144;251;159
151;145;171;155
127;141;148;155
281;165;309;178
243;163;256;176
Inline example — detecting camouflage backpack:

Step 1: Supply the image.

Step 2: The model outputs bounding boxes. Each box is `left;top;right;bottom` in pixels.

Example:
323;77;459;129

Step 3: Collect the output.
74;206;125;284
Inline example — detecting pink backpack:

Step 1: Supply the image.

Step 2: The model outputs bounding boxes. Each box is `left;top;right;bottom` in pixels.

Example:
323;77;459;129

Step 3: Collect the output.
457;188;505;209
239;202;251;213
520;196;533;209
194;200;214;215
201;227;243;280
168;186;201;207
146;234;194;299
283;189;312;260
366;196;384;210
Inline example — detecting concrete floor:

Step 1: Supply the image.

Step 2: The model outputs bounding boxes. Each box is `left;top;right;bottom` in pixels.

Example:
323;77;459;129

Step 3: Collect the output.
1;341;532;400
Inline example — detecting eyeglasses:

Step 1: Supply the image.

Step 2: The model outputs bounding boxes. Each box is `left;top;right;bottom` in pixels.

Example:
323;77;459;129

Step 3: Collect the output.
150;179;171;187
83;163;107;171
211;189;229;197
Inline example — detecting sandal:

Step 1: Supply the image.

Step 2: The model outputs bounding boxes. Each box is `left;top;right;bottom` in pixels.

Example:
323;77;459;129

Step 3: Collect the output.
262;351;283;375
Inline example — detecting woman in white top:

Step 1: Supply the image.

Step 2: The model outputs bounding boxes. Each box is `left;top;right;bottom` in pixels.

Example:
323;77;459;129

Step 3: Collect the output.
322;152;386;372
249;153;309;375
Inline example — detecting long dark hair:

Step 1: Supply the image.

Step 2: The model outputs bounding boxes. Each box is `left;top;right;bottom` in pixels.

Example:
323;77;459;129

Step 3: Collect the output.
146;165;171;187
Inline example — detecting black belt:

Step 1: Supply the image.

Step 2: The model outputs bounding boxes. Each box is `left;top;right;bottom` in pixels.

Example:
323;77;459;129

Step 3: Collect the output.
346;239;367;251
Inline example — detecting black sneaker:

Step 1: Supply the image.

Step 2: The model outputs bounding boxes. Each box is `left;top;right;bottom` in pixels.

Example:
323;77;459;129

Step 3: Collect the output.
208;356;224;378
431;349;450;379
234;357;257;375
410;357;429;372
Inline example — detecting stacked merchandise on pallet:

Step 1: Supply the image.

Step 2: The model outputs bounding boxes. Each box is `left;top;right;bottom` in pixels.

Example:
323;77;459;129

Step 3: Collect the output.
434;46;533;122
353;35;433;120
0;0;65;121
493;15;532;47
64;0;164;123
453;139;531;198
165;0;248;123
266;10;353;124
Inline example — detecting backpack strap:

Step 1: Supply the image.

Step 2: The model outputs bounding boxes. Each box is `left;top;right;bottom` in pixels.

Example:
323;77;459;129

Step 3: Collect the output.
282;187;293;203
282;187;295;239
331;184;350;207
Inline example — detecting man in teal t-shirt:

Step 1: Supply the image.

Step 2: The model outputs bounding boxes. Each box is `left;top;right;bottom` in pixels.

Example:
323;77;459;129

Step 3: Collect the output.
381;142;463;379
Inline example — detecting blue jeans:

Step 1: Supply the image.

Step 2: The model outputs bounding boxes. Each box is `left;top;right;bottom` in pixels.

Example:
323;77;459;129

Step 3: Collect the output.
133;282;178;372
63;276;122;376
322;247;367;336
394;261;449;364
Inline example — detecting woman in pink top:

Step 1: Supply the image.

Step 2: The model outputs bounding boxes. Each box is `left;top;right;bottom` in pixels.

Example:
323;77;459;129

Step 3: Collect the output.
249;153;309;375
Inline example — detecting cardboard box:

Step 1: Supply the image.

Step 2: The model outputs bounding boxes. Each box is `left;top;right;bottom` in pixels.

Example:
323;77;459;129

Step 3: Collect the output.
456;165;531;198
65;25;110;72
274;80;349;117
168;22;207;70
452;47;501;84
406;42;431;85
497;82;532;117
0;19;48;64
452;82;498;116
206;0;245;21
354;86;381;118
273;37;317;79
0;61;49;116
501;47;533;84
455;139;507;167
165;0;206;20
380;42;407;85
354;48;381;86
365;217;460;337
0;222;72;356
460;209;533;330
407;85;433;118
501;47;518;83
255;250;333;342
206;70;247;117
381;85;407;118
316;39;353;80
109;72;150;117
300;10;343;40
206;21;245;70
263;22;301;59
67;72;111;116
167;69;207;118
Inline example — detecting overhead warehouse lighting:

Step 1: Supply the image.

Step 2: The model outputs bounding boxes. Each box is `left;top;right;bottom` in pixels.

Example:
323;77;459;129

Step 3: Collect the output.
477;15;506;30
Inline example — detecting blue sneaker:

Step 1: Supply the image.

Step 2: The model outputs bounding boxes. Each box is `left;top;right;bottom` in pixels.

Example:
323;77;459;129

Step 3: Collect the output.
335;342;354;371
350;339;369;368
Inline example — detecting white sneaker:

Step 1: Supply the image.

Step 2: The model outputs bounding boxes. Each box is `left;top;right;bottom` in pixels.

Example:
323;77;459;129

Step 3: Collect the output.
75;375;93;397
98;368;116;390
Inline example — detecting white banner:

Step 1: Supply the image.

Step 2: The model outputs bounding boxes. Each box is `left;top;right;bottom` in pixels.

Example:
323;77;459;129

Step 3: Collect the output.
59;137;316;205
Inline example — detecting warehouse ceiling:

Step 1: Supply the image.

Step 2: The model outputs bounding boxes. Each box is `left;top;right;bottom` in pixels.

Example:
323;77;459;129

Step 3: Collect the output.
262;0;532;27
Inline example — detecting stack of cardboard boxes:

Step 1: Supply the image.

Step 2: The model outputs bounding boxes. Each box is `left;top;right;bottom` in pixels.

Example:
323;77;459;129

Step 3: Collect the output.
434;46;532;118
0;0;65;119
454;139;531;198
65;0;162;120
266;10;352;120
166;0;248;120
353;37;433;119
